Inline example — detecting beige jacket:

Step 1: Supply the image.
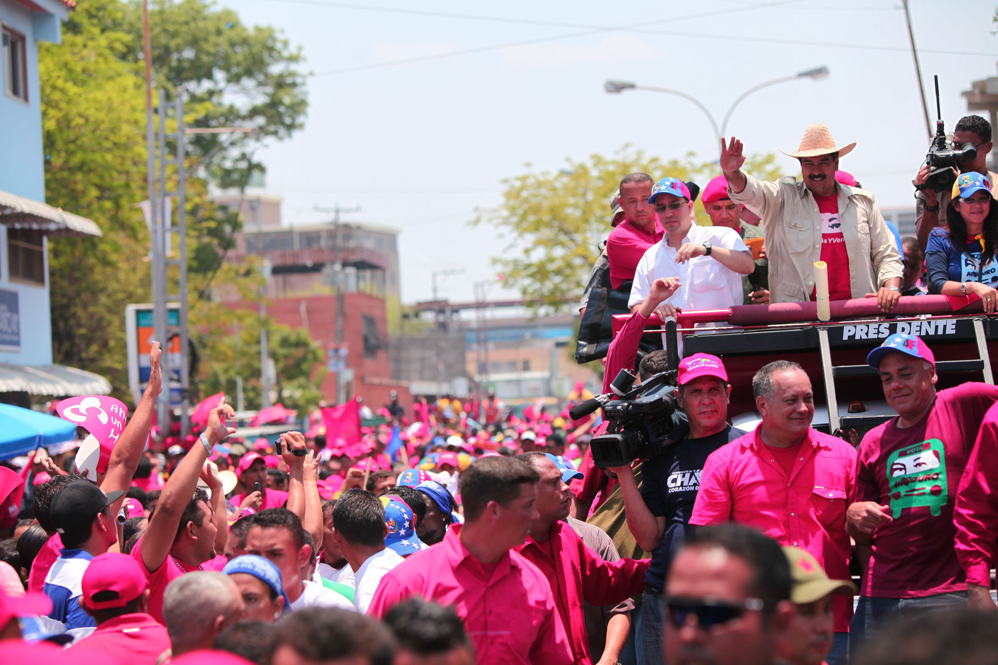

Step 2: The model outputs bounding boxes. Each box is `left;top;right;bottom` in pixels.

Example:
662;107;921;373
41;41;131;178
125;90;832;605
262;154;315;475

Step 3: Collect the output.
730;174;903;304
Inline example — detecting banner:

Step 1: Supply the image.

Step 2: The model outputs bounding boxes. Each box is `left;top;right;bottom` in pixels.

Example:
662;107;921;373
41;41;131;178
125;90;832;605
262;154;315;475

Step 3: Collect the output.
321;397;361;447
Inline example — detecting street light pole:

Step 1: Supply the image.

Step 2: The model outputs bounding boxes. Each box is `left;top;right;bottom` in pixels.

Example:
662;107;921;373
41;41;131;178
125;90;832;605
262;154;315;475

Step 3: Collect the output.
606;67;830;149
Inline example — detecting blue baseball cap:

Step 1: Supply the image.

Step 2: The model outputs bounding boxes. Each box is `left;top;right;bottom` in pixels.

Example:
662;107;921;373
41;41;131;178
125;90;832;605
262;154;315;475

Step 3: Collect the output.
381;496;424;556
397;469;431;488
866;334;936;369
957;172;992;199
545;453;583;483
648;177;692;204
223;555;291;614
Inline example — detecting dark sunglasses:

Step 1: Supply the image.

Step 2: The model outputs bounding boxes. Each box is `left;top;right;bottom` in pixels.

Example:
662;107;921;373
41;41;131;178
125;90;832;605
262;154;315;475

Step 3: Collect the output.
654;200;688;213
663;596;767;630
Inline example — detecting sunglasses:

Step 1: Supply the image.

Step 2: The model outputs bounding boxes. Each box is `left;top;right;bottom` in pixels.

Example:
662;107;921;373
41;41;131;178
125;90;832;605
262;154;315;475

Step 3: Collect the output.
663;596;767;630
654;200;689;213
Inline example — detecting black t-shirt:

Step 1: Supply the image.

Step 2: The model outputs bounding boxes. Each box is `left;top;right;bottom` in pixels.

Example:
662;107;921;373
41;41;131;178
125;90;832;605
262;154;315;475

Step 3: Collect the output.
640;425;745;591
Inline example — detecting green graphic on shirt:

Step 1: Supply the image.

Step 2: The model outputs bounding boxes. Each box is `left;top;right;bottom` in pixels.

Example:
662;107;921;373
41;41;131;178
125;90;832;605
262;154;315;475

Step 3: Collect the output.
886;439;947;518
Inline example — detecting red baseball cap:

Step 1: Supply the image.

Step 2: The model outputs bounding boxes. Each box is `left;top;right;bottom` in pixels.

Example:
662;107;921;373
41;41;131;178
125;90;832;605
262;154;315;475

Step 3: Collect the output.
677;353;729;386
701;175;732;204
81;552;147;611
237;452;265;476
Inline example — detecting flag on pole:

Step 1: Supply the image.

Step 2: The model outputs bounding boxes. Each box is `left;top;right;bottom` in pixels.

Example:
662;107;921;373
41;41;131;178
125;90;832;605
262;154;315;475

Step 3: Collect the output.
321;397;362;446
386;424;404;462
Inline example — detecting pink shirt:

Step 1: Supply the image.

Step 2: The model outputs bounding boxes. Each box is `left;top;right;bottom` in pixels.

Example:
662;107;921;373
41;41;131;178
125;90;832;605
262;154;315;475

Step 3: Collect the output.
131;535;201;624
516;521;649;665
70;613;171;665
230;487;288;511
690;426;857;632
955;398;998;587
28;533;63;592
606;217;664;289
368;526;574;665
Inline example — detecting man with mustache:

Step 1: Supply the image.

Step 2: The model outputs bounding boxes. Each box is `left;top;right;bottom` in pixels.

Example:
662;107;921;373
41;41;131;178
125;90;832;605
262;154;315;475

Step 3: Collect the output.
721;125;902;310
690;360;857;665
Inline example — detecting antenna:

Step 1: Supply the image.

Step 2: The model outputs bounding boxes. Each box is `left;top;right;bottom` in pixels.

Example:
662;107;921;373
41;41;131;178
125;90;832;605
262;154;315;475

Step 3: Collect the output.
933;75;941;122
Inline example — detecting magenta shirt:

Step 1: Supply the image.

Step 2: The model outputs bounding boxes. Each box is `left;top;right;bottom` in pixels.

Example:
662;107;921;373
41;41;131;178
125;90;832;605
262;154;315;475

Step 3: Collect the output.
956;395;998;587
230;487;289;511
368;526;574;665
690;425;857;632
69;613;171;665
606;217;664;289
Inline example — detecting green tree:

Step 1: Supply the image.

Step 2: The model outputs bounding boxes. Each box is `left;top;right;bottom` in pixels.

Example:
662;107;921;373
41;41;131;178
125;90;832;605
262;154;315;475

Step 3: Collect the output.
473;146;783;313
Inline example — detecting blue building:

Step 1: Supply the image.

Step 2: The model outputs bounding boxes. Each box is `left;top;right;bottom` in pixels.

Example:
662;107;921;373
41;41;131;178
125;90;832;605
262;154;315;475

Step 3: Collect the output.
0;0;109;402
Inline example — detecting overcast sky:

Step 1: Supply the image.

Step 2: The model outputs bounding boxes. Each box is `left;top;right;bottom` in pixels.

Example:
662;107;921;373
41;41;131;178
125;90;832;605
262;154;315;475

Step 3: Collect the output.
216;0;998;305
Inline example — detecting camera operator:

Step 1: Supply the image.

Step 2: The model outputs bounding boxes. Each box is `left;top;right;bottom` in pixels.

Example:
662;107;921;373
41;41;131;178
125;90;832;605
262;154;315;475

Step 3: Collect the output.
607;353;745;664
915;115;997;251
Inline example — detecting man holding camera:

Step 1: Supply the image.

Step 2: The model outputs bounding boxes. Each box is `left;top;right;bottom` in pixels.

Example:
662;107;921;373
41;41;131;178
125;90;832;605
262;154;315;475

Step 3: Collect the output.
915;115;998;251
608;353;745;664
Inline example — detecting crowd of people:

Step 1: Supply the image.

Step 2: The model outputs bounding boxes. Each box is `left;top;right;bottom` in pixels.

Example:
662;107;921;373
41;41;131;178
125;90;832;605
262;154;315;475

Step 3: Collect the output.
1;118;998;665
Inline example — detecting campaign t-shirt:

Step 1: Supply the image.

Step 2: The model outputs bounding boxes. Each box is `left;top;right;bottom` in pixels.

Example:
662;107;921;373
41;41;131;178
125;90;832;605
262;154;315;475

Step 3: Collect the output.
812;194;851;301
855;383;998;598
640;426;746;592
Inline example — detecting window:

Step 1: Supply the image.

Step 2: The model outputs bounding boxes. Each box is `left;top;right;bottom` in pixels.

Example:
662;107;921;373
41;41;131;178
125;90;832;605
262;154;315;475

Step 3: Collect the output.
2;27;27;103
522;359;531;371
8;229;45;285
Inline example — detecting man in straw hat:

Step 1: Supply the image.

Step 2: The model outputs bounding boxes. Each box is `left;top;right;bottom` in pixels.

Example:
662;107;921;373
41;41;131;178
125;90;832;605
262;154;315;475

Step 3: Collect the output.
720;125;902;309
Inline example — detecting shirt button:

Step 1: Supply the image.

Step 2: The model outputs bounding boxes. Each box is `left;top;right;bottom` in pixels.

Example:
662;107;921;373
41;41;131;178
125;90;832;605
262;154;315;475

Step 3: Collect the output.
793;541;798;546
791;512;795;516
799;457;804;461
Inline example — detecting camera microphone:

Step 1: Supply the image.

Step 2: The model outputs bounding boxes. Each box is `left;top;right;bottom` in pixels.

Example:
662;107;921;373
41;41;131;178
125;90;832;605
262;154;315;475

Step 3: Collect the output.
569;397;606;421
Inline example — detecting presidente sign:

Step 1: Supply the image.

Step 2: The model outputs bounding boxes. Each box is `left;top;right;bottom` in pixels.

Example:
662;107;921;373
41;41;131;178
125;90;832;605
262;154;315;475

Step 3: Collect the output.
839;319;960;342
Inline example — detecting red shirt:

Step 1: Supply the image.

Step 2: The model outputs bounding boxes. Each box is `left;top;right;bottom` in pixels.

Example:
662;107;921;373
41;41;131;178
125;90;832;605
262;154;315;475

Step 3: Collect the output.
858;383;998;596
570;440;617;518
131;535;202;623
690;426;857;632
230;487;288;511
516;521;650;665
812;194;851;301
956;399;998;587
69;613;171;665
368;526;574;665
606;217;664;289
27;533;62;592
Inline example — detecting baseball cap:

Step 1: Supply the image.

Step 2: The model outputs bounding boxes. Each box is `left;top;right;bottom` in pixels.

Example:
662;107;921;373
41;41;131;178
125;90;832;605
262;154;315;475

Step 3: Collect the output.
438;452;460;469
0;585;51;633
81;552;147;610
957;171;993;199
50;481;125;538
783;547;856;604
866;334;936;369
648;177;692;204
677;353;729;386
120;497;145;520
397;469;431;488
545;453;583;483
237;451;265;476
520;430;536;442
381;496;424;556
223;555;291;614
701;175;732;204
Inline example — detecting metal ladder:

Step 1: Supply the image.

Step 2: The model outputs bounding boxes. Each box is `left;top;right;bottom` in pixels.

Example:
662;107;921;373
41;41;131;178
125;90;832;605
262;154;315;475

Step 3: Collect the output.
817;318;994;434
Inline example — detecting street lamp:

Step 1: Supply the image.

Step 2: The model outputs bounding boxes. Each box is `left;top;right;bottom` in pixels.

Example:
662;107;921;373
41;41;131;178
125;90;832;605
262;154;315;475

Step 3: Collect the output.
605;66;830;148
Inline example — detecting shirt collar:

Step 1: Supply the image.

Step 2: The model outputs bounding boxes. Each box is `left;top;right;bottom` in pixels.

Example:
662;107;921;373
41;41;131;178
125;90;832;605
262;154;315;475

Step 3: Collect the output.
443;525;515;581
749;422;818;452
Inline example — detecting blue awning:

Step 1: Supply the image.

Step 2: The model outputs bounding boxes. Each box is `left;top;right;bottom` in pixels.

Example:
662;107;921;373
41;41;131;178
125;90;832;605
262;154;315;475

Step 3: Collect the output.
0;404;77;460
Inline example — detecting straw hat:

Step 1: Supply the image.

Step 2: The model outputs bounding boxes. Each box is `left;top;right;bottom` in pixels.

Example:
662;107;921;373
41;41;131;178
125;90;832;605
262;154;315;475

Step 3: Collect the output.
779;124;855;159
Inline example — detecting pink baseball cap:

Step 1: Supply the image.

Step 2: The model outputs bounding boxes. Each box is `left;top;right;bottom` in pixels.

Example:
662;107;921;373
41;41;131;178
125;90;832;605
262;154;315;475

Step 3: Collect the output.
264;455;281;469
82;552;147;610
121;497;145;519
677;353;729;386
32;472;52;487
438;452;460;469
701;175;733;204
0;586;51;632
237;452;265;476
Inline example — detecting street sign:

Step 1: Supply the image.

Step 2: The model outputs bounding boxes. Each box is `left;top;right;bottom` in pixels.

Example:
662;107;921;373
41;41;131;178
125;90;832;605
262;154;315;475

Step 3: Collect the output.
327;345;349;372
126;303;182;407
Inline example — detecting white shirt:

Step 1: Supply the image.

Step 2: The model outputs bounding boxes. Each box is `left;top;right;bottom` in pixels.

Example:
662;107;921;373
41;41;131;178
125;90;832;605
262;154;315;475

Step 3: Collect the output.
289;579;356;612
315;562;355;588
352;548;404;613
629;224;749;314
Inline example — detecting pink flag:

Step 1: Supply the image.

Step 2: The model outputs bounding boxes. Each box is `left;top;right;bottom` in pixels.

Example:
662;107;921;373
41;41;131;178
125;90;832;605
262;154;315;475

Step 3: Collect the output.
57;396;128;473
321;398;361;447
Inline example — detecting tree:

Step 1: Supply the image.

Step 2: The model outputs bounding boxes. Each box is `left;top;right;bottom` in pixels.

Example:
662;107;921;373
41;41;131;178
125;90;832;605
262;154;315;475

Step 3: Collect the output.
473;146;784;312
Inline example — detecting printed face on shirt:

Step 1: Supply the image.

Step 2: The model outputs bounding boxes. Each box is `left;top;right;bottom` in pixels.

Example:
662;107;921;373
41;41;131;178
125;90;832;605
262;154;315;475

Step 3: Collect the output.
757;369;814;443
229;572;284;623
885;439;948;519
620;180;655;228
532;457;572;524
705;199;741;230
246;525;308;596
799;154;838;197
779;594;834;665
654;193;693;238
877;352;937;421
677;377;731;438
665;546;778;665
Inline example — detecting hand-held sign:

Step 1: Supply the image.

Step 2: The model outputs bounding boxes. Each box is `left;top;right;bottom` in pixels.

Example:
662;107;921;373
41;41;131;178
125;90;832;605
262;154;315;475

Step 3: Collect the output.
57;395;129;474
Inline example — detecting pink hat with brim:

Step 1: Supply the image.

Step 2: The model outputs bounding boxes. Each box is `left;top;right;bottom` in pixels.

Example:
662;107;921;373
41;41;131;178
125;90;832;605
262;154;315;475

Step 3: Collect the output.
264;455;281;469
438;452;460;469
237;452;265;477
677;353;729;386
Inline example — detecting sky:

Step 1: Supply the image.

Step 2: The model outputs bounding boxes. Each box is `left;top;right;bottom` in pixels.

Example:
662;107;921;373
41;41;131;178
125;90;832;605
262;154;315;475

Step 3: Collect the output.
215;0;998;305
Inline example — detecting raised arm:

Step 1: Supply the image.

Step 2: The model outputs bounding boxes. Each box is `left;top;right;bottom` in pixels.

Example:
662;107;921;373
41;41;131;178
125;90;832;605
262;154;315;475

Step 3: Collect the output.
281;431;308;519
139;400;235;573
720;137;748;194
302;451;325;549
101;341;162;514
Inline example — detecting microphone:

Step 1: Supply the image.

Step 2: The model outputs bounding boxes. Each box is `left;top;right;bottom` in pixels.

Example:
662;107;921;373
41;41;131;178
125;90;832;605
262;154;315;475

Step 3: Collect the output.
569;397;606;421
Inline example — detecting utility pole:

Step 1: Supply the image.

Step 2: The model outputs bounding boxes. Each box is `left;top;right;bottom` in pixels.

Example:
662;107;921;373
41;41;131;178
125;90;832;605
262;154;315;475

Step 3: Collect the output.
260;259;272;408
902;0;932;139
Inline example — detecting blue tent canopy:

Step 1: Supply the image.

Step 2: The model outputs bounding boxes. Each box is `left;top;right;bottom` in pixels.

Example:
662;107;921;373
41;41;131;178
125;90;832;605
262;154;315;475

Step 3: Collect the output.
0;403;78;460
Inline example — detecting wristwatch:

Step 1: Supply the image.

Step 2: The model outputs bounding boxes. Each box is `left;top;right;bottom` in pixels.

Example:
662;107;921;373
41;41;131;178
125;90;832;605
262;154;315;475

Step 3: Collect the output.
888;286;901;293
961;282;968;295
703;241;712;256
